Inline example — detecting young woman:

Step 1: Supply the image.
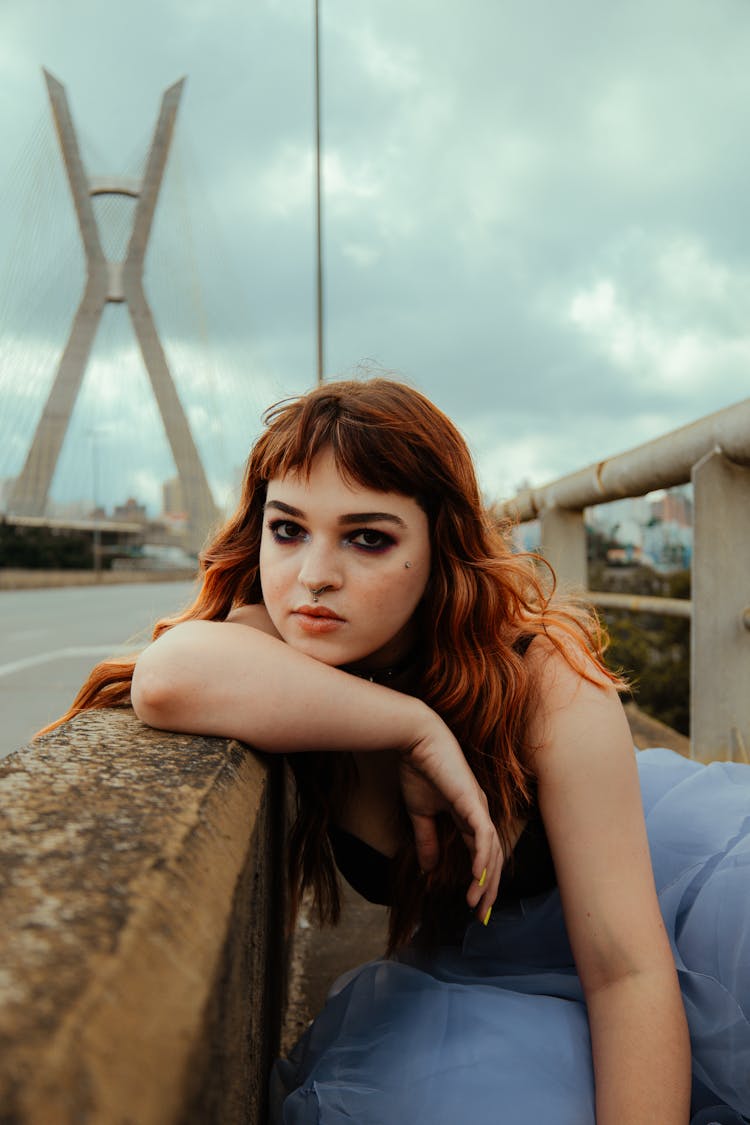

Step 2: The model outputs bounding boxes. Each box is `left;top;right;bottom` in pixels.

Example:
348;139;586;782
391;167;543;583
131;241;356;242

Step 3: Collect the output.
57;379;749;1124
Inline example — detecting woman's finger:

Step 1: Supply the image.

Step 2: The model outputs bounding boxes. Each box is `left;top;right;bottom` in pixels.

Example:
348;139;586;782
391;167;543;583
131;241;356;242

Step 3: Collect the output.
463;821;503;915
409;812;441;872
475;836;503;921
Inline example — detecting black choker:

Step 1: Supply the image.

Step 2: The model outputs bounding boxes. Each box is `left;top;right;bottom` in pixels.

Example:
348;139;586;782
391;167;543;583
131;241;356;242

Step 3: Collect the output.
342;652;421;688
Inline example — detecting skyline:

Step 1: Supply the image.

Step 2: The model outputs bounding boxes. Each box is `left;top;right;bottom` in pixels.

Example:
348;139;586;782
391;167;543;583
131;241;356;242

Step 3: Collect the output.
1;1;749;514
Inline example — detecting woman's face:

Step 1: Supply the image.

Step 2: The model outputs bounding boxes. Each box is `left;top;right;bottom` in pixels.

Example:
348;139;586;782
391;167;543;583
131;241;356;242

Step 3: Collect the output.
259;449;431;669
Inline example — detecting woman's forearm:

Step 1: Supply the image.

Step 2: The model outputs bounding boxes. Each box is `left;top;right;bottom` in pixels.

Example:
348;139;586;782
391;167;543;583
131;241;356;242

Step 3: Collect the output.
587;968;691;1124
131;619;503;908
131;620;429;753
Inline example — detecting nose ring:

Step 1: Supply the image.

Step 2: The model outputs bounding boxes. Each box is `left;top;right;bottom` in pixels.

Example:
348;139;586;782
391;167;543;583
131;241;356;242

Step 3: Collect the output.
310;584;330;603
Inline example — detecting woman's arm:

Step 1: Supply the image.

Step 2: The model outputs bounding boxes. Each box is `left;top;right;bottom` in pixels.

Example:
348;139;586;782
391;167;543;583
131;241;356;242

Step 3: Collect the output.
131;610;501;916
528;641;691;1125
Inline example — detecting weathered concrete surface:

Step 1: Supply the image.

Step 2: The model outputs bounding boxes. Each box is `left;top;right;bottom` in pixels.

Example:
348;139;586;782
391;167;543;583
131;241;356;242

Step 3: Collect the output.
0;710;286;1124
281;886;388;1056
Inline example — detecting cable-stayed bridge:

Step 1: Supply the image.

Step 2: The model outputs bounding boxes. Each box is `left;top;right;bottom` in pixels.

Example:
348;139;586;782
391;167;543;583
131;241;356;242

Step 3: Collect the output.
0;70;275;555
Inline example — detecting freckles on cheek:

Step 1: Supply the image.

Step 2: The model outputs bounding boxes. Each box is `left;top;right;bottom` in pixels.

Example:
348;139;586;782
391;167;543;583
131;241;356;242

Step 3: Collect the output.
366;578;400;611
368;581;417;622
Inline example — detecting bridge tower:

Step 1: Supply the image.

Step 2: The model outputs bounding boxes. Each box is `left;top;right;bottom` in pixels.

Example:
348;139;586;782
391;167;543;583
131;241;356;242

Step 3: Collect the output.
7;70;219;554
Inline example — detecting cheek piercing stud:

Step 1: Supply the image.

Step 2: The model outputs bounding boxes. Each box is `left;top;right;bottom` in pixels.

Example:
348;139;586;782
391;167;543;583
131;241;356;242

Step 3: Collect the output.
404;562;412;569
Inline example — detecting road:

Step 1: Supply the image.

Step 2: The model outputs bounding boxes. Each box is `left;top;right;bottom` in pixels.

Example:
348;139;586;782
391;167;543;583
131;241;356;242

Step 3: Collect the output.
0;581;197;758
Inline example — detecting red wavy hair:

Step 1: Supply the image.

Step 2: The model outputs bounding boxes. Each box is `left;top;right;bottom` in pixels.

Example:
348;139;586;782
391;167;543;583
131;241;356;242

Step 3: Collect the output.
43;378;619;950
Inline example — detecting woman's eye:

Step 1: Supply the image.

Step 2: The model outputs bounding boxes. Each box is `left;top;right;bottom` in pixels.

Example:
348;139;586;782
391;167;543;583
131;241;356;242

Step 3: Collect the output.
348;529;395;552
270;520;305;542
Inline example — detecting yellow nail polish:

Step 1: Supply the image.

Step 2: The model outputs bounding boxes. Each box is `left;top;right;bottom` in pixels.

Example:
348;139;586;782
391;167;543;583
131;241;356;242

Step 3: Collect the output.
482;906;492;927
478;867;487;888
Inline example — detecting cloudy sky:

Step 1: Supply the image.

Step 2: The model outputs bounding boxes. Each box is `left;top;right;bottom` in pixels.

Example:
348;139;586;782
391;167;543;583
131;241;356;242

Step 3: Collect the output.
1;0;749;517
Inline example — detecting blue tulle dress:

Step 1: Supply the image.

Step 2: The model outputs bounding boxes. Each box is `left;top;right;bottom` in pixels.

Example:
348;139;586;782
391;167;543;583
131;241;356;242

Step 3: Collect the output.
271;749;750;1124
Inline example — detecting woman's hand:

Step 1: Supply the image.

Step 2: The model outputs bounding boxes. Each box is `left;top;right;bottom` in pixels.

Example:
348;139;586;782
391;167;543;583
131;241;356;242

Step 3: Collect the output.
398;714;503;922
133;618;502;918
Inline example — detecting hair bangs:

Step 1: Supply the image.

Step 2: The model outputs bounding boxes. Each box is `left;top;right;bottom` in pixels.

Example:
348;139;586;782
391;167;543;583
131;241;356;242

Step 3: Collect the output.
253;384;440;504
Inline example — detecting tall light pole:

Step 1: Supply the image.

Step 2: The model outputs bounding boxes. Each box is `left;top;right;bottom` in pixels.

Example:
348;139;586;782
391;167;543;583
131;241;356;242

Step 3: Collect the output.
314;0;325;385
88;428;103;580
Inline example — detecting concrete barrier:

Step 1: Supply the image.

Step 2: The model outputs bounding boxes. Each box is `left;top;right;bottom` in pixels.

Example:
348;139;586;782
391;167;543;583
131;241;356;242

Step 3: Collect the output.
0;701;688;1124
0;568;198;590
0;709;287;1124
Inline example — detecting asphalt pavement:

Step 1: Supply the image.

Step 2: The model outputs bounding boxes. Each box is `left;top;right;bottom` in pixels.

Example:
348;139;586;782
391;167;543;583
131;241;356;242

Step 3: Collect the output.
0;580;196;756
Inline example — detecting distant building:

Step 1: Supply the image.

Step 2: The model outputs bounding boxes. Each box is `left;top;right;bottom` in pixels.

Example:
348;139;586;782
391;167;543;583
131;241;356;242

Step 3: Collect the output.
113;497;148;523
162;477;188;535
648;488;692;528
48;498;96;520
504;486;693;572
643;484;693;571
642;520;692;572
585;487;693;573
162;476;185;517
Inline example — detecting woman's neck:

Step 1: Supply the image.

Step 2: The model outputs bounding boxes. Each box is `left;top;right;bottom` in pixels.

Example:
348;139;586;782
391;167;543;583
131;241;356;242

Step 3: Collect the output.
341;650;422;692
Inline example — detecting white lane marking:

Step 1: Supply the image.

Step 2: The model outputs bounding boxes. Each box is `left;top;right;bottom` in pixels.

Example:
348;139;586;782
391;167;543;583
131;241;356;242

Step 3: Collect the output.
0;645;137;680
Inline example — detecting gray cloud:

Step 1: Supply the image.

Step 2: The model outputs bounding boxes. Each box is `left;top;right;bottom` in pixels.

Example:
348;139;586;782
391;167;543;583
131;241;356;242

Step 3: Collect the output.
1;0;749;515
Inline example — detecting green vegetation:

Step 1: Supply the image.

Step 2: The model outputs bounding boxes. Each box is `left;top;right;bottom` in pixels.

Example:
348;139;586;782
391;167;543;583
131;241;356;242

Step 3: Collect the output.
591;563;690;736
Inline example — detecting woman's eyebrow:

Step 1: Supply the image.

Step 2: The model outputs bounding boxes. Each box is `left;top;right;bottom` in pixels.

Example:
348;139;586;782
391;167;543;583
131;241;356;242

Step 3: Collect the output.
338;511;407;528
265;500;304;518
264;499;406;528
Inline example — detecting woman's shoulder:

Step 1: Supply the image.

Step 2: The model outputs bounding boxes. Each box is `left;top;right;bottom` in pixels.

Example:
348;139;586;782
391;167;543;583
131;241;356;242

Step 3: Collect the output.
521;631;625;764
523;630;614;695
225;602;282;638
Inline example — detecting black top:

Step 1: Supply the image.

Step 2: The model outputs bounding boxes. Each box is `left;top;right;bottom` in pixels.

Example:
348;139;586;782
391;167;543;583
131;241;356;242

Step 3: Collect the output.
328;816;556;907
328;634;557;909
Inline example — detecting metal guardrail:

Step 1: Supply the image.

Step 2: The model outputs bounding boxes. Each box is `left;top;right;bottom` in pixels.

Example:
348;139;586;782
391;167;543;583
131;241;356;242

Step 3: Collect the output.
497;395;750;763
500;396;750;520
586;592;693;619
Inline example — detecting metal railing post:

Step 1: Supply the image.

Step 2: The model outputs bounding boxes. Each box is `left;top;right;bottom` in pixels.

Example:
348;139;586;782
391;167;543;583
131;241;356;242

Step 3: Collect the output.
498;395;750;764
691;450;750;763
540;507;587;592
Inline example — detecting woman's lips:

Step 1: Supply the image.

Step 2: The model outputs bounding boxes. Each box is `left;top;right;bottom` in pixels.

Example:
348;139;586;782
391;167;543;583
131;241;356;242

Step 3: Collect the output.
293;605;345;634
